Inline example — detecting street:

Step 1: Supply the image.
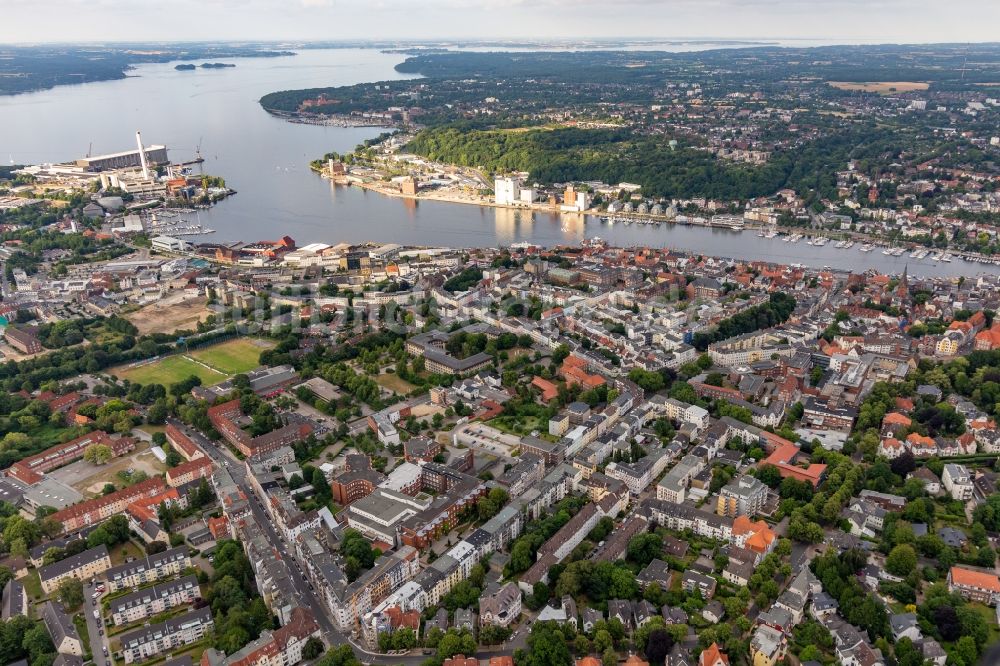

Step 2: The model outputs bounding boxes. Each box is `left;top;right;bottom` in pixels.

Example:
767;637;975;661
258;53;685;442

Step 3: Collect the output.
84;579;111;666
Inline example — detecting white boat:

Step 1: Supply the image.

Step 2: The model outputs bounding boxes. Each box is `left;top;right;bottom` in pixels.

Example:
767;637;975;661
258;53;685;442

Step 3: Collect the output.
765;230;778;239
882;247;893;255
814;237;829;246
835;240;846;249
909;248;921;258
930;252;942;261
844;240;855;249
941;253;953;262
860;244;874;252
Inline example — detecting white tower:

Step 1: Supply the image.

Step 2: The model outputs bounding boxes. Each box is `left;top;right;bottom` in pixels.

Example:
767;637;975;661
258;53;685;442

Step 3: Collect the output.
135;130;150;179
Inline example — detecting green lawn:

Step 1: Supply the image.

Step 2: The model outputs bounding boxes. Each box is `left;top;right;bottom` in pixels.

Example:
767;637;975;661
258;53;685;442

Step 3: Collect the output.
108;540;142;566
111;355;227;387
20;570;43;601
188;338;268;375
74;614;93;661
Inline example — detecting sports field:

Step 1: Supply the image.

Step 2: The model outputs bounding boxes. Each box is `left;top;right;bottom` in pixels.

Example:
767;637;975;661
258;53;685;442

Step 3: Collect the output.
111;338;271;386
189;338;269;374
112;355;226;386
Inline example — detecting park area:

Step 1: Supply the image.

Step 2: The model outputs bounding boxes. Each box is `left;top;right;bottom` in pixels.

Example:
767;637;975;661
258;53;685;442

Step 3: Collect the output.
110;338;271;387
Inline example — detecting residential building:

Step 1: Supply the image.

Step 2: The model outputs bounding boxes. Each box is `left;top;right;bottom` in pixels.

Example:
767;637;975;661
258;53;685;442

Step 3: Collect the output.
105;546;192;593
50;477;167;532
479;582;521;628
119;607;214;664
109;575;201;626
1;579;27;620
942;464;973;500
948;566;1000;606
41;601;83;656
699;642;730;666
38;545;112;595
200;607;320;666
716;475;768;517
750;624;785;666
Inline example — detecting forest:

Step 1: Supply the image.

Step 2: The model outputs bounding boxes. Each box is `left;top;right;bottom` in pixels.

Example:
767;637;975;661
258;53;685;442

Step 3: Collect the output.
405;123;905;203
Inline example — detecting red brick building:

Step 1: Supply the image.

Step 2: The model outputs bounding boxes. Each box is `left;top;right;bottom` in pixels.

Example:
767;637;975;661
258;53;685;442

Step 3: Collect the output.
166;457;215;487
8;432;135;485
208;399;312;458
51;478;167;533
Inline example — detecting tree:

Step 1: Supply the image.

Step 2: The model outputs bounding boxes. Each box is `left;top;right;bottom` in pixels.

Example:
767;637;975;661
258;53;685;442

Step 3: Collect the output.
645;627;674;665
932;604;961;642
83;443;113;465
57;578;83;609
315;645;361;666
626;533;663;568
954;636;979;666
602;647;618;666
756;464;783;488
3;515;40;548
889;450;916;477
886;544;917;577
522;622;574;666
302;637;325;660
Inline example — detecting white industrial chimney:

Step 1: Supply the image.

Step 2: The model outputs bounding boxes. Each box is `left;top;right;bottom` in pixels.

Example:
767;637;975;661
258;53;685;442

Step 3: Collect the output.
135;130;150;179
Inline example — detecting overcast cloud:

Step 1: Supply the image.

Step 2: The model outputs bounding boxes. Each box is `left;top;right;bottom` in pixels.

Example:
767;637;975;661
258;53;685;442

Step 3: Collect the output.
2;0;998;44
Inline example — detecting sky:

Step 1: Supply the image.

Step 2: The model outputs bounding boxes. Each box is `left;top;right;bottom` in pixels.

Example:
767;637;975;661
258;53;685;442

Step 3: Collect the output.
2;0;999;44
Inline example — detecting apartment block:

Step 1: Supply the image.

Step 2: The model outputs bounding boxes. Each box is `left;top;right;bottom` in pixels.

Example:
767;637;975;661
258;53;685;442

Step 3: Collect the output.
119;607;214;664
38;545;112;594
109;574;201;626
105;546;192;593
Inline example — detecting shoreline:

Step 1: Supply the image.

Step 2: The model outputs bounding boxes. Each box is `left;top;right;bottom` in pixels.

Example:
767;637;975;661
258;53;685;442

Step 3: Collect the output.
317;171;1000;266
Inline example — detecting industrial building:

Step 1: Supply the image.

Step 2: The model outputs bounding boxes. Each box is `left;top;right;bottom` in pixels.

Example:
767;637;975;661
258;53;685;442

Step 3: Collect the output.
76;141;168;171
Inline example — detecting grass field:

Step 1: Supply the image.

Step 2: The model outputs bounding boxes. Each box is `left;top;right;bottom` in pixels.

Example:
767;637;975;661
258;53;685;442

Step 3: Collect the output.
189;338;269;375
375;372;418;395
112;355;227;386
111;338;271;386
828;81;929;94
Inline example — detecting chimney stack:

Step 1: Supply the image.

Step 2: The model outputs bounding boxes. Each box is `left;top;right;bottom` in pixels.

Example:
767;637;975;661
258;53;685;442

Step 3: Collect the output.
135;130;150;179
